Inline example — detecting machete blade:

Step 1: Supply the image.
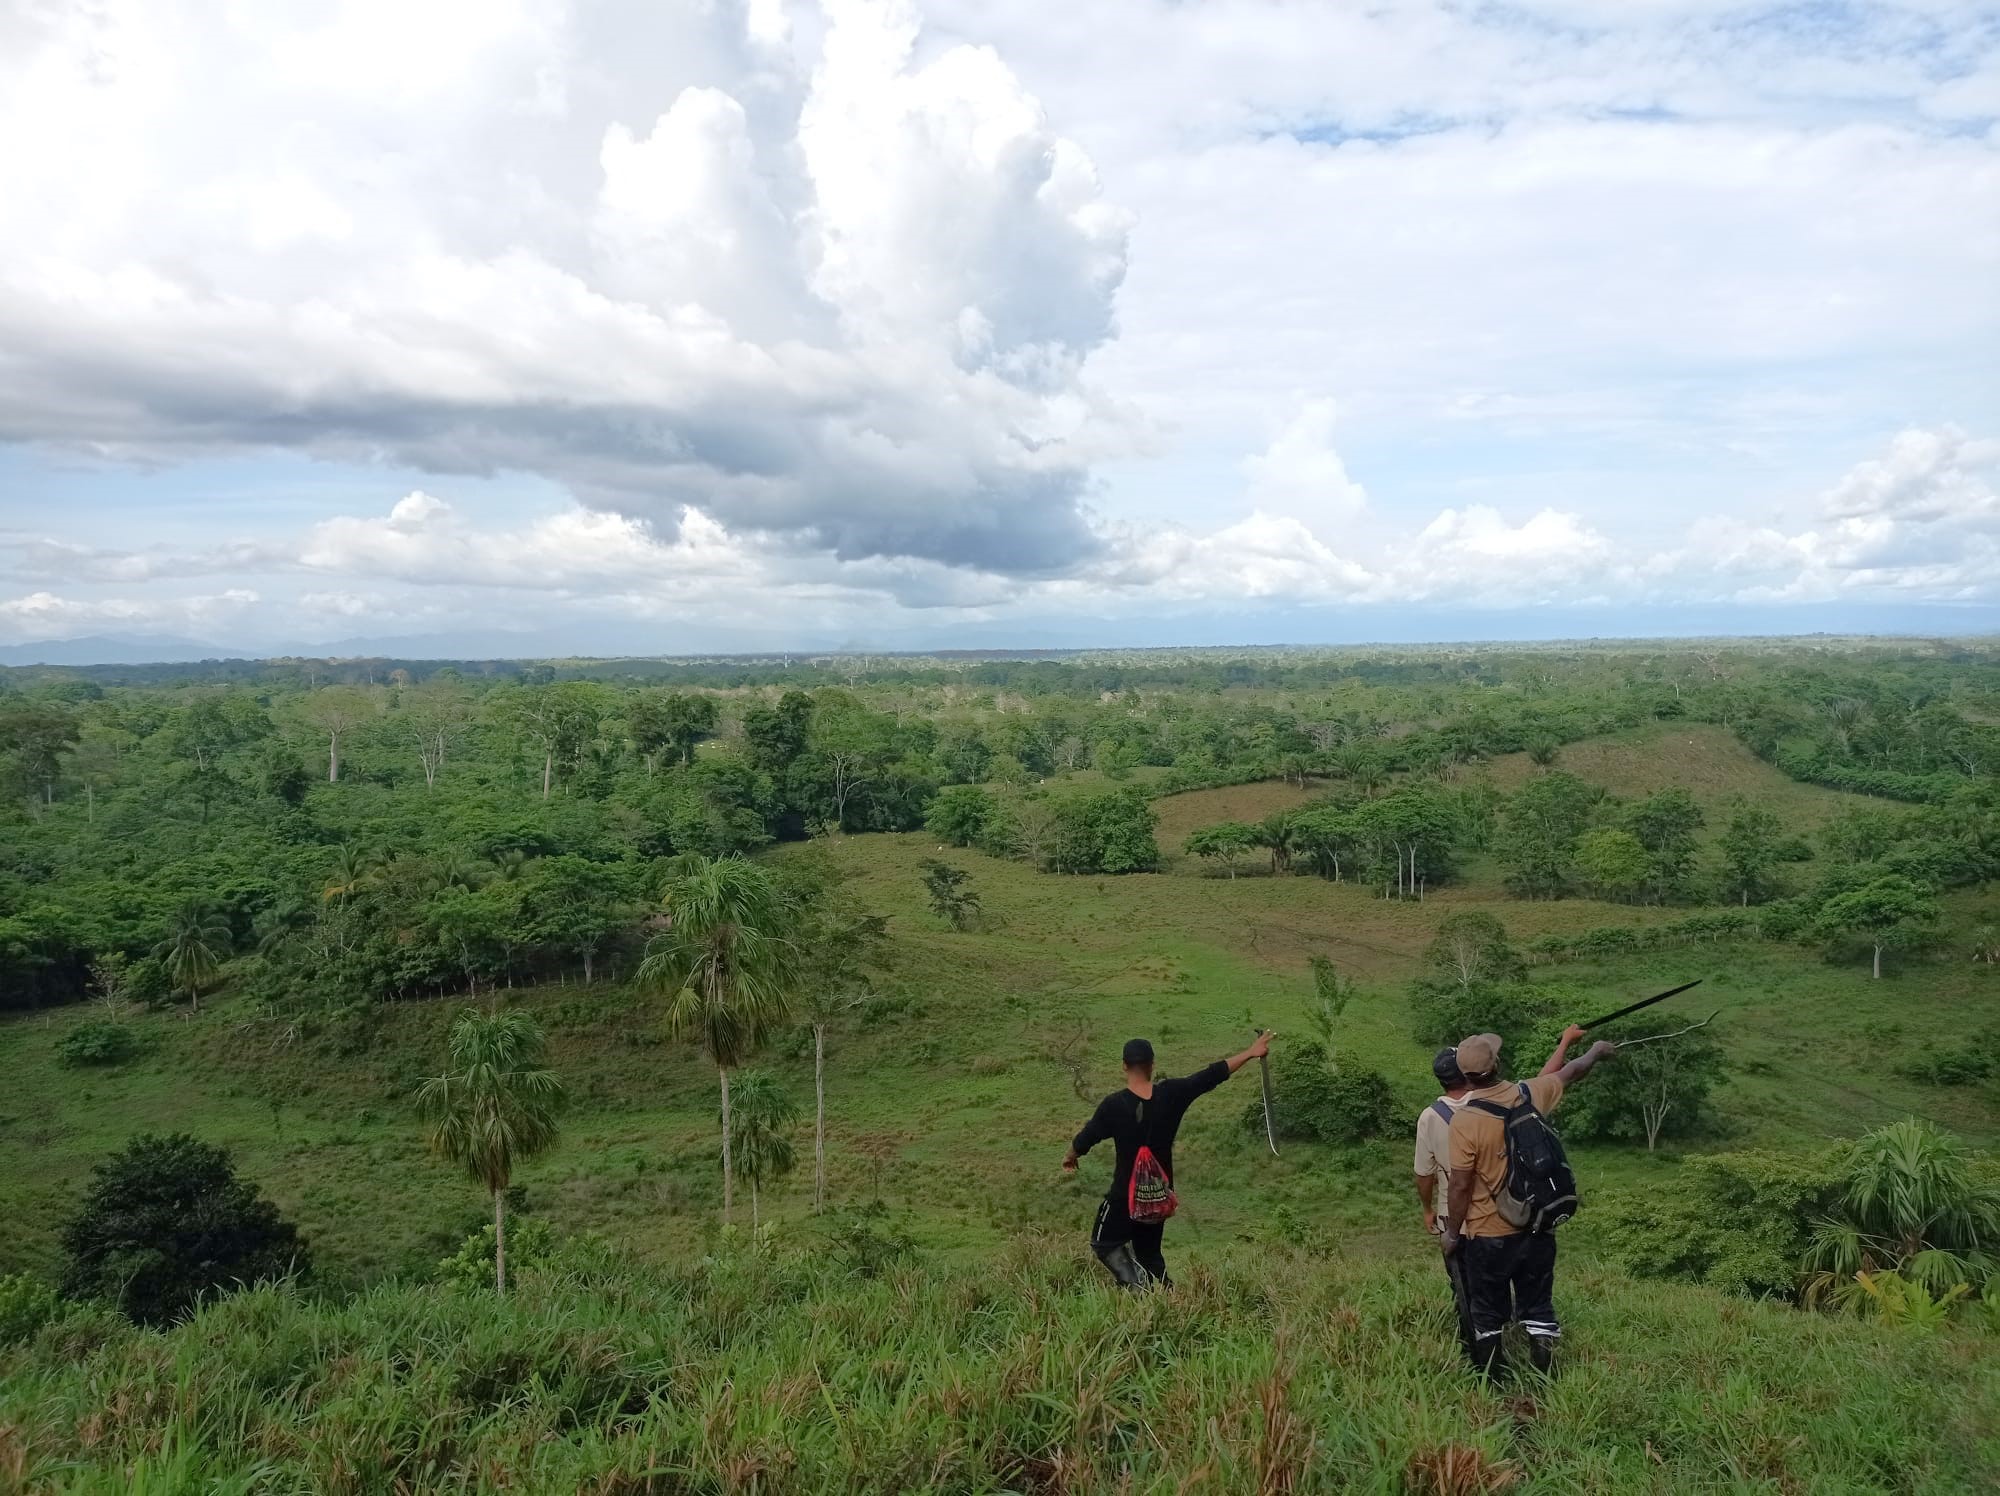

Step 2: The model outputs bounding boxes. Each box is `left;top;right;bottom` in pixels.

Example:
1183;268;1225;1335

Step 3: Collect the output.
1255;1029;1279;1157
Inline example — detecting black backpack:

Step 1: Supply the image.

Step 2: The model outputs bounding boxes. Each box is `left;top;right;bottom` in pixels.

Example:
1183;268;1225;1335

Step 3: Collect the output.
1464;1083;1578;1233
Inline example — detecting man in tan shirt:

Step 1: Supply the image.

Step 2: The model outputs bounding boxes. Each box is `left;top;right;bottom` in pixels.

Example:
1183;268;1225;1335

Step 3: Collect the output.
1441;1030;1616;1378
1415;1026;1586;1356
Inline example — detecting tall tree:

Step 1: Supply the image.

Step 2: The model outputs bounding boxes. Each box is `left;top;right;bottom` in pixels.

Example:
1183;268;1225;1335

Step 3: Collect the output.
1815;876;1941;979
417;1008;565;1293
403;682;469;790
0;703;79;808
151;899;230;1012
1717;799;1786;906
500;682;603;800
1625;788;1704;902
1575;827;1651;903
636;855;800;1222
1496;770;1599;898
302;686;375;783
796;909;888;1212
726;1070;800;1231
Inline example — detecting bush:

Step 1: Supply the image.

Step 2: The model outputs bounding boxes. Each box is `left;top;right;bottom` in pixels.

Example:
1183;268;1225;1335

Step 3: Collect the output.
59;1133;310;1326
1603;1148;1842;1299
0;1272;63;1344
819;1203;920;1278
54;1019;140;1068
1243;1041;1396;1144
1406;979;1555;1058
1900;1042;1995;1088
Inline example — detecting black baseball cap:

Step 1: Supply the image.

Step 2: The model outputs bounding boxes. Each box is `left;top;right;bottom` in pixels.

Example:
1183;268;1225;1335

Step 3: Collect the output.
1432;1047;1466;1088
1122;1038;1155;1068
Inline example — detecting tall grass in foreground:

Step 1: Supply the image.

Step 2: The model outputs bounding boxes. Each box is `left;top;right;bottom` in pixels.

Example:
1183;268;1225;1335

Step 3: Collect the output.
3;1236;1994;1494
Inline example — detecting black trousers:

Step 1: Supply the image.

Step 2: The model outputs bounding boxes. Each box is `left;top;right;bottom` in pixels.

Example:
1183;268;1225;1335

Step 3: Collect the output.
1092;1198;1168;1285
1460;1232;1559;1372
1441;1241;1476;1357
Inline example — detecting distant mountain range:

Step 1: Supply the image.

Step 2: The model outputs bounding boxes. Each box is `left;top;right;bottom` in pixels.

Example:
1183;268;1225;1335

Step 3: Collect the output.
0;634;230;666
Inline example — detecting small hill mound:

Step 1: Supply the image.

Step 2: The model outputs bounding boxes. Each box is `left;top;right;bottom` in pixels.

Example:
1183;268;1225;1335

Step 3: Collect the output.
1480;724;1883;831
1155;779;1321;853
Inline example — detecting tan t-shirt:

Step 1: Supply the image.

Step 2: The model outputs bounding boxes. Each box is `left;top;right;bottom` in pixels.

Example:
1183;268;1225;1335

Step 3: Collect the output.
1447;1074;1565;1239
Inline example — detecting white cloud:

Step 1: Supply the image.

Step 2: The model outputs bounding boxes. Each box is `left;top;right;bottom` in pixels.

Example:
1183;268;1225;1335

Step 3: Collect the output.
1;1;1996;645
1241;400;1368;532
0;0;1129;572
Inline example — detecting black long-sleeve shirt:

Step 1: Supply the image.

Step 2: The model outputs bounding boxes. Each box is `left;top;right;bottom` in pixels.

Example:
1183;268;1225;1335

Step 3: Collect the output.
1071;1061;1230;1211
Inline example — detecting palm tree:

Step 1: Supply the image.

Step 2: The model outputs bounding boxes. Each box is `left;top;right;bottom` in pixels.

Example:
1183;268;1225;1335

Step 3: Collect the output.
635;854;801;1224
416;1008;565;1293
151;899;230;1012
1804;1119;2000;1310
322;843;380;902
727;1070;800;1231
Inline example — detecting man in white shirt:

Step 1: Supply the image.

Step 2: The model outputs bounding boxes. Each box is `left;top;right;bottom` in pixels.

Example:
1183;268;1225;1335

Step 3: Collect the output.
1415;1046;1474;1353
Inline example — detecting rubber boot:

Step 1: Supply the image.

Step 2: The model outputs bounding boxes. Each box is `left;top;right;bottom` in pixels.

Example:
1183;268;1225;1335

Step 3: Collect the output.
1095;1242;1150;1290
1527;1335;1556;1376
1471;1335;1508;1381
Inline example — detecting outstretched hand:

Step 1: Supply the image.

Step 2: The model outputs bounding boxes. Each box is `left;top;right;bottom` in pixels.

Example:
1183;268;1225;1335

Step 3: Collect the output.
1249;1029;1273;1060
1562;1023;1587;1045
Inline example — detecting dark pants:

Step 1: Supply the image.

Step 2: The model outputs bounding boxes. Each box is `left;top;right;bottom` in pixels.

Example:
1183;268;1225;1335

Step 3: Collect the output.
1441;1242;1476;1357
1459;1232;1559;1376
1092;1198;1168;1288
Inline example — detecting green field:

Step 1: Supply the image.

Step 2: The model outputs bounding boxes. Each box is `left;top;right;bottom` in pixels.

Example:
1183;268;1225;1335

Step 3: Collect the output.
3;648;1997;1492
4;728;1994;1286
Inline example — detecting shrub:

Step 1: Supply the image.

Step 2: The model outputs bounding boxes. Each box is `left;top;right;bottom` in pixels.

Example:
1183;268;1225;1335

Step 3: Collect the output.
1899;1042;1994;1088
1406;980;1555;1058
1243;1041;1396;1144
1604;1148;1842;1299
54;1020;140;1068
59;1133;310;1326
0;1272;63;1344
819;1203;920;1278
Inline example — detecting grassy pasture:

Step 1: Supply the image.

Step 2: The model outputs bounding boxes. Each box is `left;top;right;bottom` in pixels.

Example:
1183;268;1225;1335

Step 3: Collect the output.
4;740;1994;1286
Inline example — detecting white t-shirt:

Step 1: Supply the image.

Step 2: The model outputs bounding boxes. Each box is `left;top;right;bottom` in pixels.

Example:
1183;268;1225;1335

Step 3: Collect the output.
1413;1095;1462;1183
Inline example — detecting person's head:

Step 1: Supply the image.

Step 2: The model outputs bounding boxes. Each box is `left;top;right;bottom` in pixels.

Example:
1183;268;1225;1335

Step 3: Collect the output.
1432;1047;1467;1094
1122;1038;1155;1078
1453;1032;1505;1087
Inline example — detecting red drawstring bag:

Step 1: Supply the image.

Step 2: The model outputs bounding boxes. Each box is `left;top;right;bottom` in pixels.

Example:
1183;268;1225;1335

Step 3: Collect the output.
1127;1101;1176;1221
1128;1145;1176;1221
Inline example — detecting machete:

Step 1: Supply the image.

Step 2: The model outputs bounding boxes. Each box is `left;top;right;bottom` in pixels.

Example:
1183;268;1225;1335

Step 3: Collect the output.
1253;1028;1279;1157
1579;979;1702;1034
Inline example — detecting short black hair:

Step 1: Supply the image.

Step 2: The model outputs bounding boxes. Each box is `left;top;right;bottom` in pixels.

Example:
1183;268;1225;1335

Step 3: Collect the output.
1432;1047;1466;1089
1122;1038;1155;1070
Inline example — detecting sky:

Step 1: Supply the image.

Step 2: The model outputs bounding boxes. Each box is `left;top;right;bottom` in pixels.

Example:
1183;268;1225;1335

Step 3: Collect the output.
0;0;1996;658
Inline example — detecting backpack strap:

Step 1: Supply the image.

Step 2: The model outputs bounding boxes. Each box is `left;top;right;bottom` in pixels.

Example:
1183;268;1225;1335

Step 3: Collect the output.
1429;1098;1455;1127
1464;1098;1512;1119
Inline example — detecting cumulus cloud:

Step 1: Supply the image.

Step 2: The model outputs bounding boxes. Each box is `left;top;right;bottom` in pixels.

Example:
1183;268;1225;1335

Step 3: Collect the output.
6;426;1996;645
2;1;1996;647
0;0;1128;573
1241;400;1368;532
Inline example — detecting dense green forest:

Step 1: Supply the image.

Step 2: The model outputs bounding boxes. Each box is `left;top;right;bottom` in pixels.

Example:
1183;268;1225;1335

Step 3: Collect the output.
2;638;1997;1492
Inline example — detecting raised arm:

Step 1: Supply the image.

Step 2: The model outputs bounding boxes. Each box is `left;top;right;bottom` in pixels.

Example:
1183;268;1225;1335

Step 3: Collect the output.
1539;1024;1587;1076
1222;1030;1272;1075
1555;1039;1617;1087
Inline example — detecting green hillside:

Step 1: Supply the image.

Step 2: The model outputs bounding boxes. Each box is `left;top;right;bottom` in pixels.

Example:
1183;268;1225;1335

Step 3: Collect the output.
4;644;1997;1493
5;1241;1995;1494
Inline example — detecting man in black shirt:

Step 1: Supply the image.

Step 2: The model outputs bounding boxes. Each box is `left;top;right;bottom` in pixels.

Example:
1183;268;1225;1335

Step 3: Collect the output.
1062;1031;1273;1288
